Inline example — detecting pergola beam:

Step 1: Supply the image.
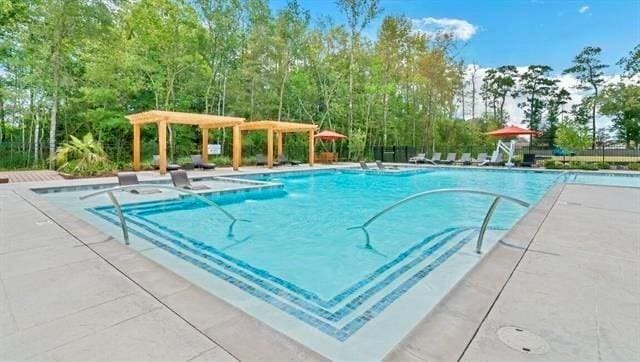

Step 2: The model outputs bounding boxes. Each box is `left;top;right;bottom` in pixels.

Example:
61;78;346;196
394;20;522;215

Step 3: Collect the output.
126;110;246;174
239;120;318;167
126;111;319;173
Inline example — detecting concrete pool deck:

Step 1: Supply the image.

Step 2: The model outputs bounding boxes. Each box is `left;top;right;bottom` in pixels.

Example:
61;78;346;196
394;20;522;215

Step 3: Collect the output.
1;166;638;361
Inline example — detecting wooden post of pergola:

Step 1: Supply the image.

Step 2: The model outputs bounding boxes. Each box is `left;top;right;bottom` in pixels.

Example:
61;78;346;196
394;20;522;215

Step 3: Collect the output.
276;132;283;156
239;120;318;168
125;110;245;174
201;128;209;162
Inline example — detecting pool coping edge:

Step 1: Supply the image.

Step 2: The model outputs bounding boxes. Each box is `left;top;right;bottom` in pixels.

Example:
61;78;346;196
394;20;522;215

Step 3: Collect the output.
383;182;565;361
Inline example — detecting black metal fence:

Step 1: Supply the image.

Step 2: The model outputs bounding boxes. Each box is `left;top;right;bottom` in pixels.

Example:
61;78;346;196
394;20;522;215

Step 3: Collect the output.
372;145;640;165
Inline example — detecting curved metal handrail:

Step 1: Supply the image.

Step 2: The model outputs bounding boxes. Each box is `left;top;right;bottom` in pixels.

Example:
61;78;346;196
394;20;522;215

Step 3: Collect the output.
81;184;249;245
348;188;530;253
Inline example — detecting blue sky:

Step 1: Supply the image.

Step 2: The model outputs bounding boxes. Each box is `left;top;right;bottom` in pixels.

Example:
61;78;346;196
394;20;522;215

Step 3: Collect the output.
270;0;640;75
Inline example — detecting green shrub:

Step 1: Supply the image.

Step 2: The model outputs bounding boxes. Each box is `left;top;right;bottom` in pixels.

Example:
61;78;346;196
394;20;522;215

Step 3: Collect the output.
54;133;115;177
211;156;232;166
544;159;561;169
596;162;610;170
580;162;598;170
243;156;256;165
628;163;640;171
176;156;193;165
568;161;581;169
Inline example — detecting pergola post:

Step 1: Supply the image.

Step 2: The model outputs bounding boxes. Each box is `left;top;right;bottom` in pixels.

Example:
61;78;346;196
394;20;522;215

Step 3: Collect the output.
267;127;274;168
232;125;241;171
201;128;209;162
132;123;141;171
158;120;167;174
308;129;315;166
276;132;283;156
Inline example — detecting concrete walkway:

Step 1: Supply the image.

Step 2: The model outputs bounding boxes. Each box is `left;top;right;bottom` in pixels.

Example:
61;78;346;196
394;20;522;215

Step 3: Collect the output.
461;184;640;361
0;170;63;183
0;189;237;361
1;175;638;361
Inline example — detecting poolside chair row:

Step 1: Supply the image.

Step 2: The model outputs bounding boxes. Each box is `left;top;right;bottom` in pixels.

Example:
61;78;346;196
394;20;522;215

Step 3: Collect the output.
255;153;300;166
409;151;504;166
152;155;216;171
359;160;398;170
117;170;210;194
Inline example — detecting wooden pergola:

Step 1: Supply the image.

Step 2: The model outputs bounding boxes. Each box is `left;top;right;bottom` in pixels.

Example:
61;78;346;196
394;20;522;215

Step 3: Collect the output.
238;120;319;168
125;110;245;173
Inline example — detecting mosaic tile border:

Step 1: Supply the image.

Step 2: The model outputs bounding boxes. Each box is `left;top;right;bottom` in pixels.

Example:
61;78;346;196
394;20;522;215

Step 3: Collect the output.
96;203;473;321
89;208;477;341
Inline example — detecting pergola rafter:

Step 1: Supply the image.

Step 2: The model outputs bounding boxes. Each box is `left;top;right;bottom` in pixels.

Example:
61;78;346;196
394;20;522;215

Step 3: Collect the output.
125;110;245;173
238;120;318;168
125;111;318;172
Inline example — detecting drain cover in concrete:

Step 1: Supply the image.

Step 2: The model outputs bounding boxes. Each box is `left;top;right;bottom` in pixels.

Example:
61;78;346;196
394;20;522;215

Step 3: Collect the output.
497;326;550;354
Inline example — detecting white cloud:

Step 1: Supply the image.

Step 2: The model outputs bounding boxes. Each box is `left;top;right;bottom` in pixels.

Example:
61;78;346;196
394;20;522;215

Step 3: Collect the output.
457;64;622;129
578;5;590;14
410;17;478;41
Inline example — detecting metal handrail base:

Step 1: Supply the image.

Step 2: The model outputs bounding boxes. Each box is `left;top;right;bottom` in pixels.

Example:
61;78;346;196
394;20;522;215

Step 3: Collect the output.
81;184;249;245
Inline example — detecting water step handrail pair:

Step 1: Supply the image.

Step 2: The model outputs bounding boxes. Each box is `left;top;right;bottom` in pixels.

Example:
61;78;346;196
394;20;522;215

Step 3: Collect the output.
348;188;530;253
80;184;249;245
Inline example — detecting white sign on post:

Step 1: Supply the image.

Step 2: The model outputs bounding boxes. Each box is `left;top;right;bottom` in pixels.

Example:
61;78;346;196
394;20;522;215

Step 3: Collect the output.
208;144;222;155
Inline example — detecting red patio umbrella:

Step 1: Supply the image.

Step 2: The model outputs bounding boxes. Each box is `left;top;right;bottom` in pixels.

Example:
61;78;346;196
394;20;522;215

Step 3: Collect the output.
314;130;347;162
485;125;541;137
314;130;347;140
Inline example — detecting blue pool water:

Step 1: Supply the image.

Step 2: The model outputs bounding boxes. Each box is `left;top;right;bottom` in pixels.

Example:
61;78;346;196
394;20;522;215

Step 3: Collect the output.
42;168;639;359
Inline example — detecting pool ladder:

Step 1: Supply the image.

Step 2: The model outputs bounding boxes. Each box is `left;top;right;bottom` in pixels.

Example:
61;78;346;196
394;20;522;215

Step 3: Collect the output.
348;189;530;253
80;184;248;245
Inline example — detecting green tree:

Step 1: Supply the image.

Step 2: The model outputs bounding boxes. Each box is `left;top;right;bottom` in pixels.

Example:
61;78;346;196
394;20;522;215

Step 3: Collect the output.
599;83;640;148
516;65;558;131
556;120;591;151
563;46;609;148
336;0;381;146
481;65;518;124
617;44;639;78
540;87;571;147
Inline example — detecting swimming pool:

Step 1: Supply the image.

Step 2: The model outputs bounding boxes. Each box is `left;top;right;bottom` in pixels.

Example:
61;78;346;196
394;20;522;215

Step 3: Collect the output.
40;168;639;359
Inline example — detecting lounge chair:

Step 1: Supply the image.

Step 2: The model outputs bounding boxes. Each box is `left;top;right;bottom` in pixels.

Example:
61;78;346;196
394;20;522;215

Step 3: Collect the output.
275;154;301;166
438;153;456;164
359;161;369;170
480;151;503;166
375;160;399;170
153;155;180;171
521;153;536;167
169;170;210;190
117;173;161;194
191;155;216;170
255;154;267;166
409;153;427;164
472;153;488;165
454;153;471;165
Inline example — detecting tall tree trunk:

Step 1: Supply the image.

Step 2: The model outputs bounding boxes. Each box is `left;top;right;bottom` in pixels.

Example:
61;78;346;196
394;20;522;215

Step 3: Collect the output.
0;92;4;142
277;70;288;121
471;66;477;120
592;87;598;149
49;5;65;170
347;32;355;158
34;116;40;165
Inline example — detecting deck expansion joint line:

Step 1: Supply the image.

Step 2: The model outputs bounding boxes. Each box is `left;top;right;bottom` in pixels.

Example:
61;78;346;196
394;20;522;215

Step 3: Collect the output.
457;183;567;361
11;190;241;362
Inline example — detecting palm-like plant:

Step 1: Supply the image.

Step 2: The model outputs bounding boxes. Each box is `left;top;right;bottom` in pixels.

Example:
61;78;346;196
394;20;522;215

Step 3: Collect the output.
55;133;113;176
